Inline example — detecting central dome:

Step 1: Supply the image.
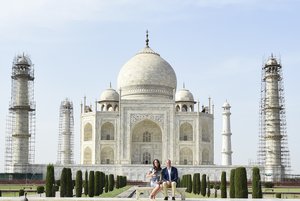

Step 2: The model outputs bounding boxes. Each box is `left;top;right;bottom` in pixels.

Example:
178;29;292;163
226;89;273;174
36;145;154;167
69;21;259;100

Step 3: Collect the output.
117;45;177;100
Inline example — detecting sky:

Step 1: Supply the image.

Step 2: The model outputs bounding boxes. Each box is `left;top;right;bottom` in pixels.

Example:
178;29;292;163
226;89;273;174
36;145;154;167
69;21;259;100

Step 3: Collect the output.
0;0;299;174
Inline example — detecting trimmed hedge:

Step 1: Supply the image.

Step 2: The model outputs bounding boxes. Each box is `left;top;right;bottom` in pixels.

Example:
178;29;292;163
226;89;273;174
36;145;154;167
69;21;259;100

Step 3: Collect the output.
252;167;262;198
66;168;73;197
207;177;211;197
221;171;227;198
201;174;207;197
84;170;88;196
37;186;45;196
193;173;200;195
75;170;83;197
234;167;248;198
105;175;108;193
108;174;115;192
229;169;235;198
19;189;25;196
95;171;100;196
60;168;67;197
45;164;55;197
88;171;95;197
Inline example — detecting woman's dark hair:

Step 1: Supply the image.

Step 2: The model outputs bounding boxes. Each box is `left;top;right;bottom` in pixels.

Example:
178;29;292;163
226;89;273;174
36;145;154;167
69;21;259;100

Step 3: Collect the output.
153;159;161;171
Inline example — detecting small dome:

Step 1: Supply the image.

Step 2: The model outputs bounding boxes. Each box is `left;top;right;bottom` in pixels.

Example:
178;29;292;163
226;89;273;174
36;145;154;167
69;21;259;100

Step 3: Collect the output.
266;57;278;66
175;88;194;102
223;101;231;108
100;88;119;102
61;98;73;109
17;56;29;65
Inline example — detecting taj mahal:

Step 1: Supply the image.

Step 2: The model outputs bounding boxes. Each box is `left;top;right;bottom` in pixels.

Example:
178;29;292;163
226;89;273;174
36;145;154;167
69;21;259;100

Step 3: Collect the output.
5;31;293;182
80;32;214;167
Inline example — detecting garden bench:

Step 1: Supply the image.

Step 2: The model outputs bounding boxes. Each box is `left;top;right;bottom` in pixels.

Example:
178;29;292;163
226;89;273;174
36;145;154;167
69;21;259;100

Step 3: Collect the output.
135;186;186;200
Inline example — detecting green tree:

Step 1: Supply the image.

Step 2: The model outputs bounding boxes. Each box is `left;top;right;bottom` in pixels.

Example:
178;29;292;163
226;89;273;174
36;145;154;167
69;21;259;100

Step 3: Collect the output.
234;167;248;198
116;175;120;189
95;171;100;196
221;171;227;198
88;171;95;197
207;177;211;197
60;168;67;197
99;172;105;194
201;174;207;197
37;186;44;197
105;175;109;193
108;174;115;191
66;168;73;197
252;167;262;198
84;170;88;196
75;170;83;197
46;164;55;197
186;174;192;193
193;173;200;194
229;169;235;198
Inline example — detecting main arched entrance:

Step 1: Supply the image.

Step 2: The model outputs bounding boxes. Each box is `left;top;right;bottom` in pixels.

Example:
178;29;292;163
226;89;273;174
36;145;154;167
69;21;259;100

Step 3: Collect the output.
131;120;162;164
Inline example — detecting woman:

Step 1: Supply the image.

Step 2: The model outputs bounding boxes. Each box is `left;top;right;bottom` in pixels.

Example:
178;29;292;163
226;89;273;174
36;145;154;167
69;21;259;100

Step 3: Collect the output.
146;159;162;200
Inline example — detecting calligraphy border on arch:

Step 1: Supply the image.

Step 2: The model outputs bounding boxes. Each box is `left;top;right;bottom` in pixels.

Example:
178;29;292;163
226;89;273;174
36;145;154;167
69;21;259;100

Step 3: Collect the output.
130;113;164;127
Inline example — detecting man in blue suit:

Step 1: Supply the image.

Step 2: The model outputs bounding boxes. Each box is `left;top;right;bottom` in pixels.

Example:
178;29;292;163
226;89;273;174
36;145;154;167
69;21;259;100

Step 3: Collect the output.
161;159;178;200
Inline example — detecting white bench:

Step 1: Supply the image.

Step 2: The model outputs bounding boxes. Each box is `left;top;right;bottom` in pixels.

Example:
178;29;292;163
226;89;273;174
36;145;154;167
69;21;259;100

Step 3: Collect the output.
135;186;186;200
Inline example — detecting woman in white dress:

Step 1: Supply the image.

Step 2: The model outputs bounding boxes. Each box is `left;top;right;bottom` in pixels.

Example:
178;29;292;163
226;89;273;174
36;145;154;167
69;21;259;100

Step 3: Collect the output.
146;159;162;200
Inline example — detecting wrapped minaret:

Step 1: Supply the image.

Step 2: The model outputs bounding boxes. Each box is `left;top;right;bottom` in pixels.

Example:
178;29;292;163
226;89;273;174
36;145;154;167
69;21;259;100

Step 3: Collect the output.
258;55;291;182
57;98;74;165
221;101;232;165
5;54;36;173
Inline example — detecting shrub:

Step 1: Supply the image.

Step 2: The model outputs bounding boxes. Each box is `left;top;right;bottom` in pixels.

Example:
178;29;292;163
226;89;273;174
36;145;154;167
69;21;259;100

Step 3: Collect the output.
19;189;25;196
45;164;55;197
221;171;227;198
193;173;200;194
60;168;67;197
234;167;248;198
108;174;115;191
264;182;274;188
252;167;262;198
37;186;45;196
186;174;192;193
75;170;83;197
207;177;211;197
66;168;73;197
105;175;109;193
275;193;281;198
201;174;207;197
95;171;101;196
0;190;2;197
99;172;105;194
84;170;88;196
88;171;95;197
229;169;235;198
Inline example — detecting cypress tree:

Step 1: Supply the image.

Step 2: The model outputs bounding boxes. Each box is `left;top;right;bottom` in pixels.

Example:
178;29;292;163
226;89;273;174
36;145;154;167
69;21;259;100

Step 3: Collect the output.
116;175;120;189
186;174;192;193
193;173;200;194
95;171;100;196
88;171;95;197
252;167;262;198
46;164;55;197
75;170;82;197
234;167;248;198
84;170;88;196
105;175;109;193
221;171;227;198
229;169;235;198
99;172;105;194
201;174;207;197
108;174;115;191
66;168;73;197
207;177;211;197
60;168;67;197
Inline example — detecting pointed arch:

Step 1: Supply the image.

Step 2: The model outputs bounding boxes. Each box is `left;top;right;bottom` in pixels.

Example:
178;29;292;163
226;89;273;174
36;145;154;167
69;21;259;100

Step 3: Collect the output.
83;147;92;164
179;147;193;165
180;122;193;141
101;122;114;140
100;147;114;164
202;149;209;165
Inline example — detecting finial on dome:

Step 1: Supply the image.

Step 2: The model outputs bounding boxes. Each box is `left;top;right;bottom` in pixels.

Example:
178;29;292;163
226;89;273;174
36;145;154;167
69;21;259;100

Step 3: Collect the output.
183;82;185;89
146;30;149;47
271;53;274;58
109;82;112;88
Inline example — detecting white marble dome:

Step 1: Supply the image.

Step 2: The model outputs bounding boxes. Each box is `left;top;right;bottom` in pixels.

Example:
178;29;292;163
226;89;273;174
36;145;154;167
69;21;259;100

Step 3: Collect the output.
223;101;231;108
117;46;177;100
100;88;119;102
175;88;194;102
266;57;278;66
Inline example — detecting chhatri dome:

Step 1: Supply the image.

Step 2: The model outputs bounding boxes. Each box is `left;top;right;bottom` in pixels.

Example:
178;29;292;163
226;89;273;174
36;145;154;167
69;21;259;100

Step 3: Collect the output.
117;31;177;100
175;84;195;102
99;84;119;102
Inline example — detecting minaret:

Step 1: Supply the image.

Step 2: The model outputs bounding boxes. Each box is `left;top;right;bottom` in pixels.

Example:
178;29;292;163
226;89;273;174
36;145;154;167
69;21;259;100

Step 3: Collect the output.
221;101;232;166
260;55;287;182
57;98;74;165
5;54;36;173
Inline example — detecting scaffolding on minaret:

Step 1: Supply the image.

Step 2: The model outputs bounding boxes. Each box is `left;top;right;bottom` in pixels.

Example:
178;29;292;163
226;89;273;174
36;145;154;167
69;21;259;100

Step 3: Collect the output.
257;55;291;181
4;54;36;173
57;98;74;165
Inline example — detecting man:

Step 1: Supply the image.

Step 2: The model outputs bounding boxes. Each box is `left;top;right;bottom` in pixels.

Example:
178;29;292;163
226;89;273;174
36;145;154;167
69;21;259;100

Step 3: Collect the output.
161;159;178;200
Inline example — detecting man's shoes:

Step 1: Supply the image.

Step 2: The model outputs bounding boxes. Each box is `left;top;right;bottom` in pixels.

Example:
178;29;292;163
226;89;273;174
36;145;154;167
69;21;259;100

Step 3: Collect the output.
172;197;175;200
164;197;168;200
